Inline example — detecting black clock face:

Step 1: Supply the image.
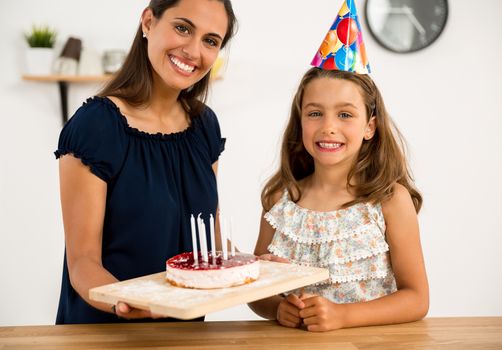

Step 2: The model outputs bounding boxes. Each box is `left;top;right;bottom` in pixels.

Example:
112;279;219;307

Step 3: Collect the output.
364;0;448;53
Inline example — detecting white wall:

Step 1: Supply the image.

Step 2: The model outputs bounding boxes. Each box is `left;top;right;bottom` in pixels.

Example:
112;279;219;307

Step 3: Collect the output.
1;0;501;326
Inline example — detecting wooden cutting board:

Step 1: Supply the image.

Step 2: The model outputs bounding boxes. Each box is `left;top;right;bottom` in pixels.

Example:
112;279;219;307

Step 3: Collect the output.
89;261;329;320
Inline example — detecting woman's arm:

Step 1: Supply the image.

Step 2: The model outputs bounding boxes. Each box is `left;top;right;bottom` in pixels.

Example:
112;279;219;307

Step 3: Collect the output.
59;155;152;318
299;183;429;331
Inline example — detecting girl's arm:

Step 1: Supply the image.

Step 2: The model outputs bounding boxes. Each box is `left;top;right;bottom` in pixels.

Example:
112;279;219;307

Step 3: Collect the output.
299;183;429;331
60;155;154;319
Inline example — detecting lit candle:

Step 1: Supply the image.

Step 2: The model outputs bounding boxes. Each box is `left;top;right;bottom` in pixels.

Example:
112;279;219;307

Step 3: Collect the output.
209;214;216;264
221;214;228;260
229;216;235;257
197;214;208;263
190;214;198;266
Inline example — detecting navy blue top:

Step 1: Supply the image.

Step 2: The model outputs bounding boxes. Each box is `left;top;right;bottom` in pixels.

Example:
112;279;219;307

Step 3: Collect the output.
54;96;225;324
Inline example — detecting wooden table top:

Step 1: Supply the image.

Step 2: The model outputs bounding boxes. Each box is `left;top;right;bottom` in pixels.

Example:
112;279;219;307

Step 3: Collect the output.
1;317;501;349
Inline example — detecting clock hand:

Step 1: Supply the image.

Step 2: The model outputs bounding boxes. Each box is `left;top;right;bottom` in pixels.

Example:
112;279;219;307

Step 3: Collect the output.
403;6;426;36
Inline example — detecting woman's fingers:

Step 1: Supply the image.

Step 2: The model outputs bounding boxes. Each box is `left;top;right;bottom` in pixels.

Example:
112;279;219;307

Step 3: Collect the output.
114;302;155;319
116;301;130;313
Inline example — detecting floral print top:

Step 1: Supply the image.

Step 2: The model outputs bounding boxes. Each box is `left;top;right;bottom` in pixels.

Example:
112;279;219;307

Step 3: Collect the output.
266;191;397;303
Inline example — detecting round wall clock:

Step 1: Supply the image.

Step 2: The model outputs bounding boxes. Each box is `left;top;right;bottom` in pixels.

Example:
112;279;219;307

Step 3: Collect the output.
364;0;448;53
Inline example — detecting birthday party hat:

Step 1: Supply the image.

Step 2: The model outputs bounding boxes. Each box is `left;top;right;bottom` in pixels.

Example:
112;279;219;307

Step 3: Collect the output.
311;0;370;74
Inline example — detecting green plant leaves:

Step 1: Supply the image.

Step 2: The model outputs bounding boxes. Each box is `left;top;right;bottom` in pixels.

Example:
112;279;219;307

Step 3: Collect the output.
25;25;57;48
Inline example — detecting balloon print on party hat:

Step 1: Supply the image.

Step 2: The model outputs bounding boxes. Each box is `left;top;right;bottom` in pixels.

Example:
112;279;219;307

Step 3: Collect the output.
311;0;370;74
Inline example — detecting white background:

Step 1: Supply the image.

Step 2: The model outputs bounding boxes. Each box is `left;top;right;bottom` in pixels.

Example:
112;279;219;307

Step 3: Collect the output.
1;0;501;326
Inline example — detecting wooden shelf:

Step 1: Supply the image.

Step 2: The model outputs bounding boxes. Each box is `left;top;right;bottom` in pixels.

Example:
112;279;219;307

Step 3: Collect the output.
23;73;222;125
22;74;111;83
22;74;112;125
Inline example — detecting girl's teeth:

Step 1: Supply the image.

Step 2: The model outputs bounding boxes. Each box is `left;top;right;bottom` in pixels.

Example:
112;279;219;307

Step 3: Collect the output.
319;142;341;149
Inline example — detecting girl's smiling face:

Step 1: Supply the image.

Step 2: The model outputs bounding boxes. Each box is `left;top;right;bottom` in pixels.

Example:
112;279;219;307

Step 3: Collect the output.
141;0;228;92
301;77;376;171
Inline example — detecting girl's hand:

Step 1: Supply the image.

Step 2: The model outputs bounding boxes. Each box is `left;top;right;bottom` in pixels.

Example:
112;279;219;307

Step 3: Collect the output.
114;302;163;320
259;254;290;263
276;294;305;328
299;295;347;332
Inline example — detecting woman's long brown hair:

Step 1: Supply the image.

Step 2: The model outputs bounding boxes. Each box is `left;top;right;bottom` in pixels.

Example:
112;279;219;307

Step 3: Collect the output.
98;0;236;117
262;68;422;213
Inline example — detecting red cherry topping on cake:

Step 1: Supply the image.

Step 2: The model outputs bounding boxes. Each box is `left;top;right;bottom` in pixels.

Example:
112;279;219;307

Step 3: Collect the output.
166;252;258;270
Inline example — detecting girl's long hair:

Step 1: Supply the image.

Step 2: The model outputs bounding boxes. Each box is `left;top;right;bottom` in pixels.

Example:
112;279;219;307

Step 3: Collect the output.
98;0;236;117
262;68;422;213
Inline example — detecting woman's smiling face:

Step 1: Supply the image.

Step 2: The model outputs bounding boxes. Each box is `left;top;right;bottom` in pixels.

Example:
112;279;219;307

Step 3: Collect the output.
142;0;228;91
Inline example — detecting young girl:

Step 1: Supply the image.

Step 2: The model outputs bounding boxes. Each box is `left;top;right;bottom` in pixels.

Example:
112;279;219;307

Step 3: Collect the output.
249;67;429;331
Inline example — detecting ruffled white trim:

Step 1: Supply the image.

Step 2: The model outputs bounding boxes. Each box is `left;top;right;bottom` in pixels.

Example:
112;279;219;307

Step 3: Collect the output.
265;192;393;284
265;195;385;245
265;212;376;244
286;274;397;304
268;244;392;283
268;240;389;266
315;271;390;284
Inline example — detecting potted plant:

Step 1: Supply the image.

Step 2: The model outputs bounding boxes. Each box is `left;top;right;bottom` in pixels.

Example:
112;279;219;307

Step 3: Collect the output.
24;25;57;75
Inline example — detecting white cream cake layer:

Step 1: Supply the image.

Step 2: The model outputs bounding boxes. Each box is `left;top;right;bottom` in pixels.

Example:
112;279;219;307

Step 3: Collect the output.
166;260;260;289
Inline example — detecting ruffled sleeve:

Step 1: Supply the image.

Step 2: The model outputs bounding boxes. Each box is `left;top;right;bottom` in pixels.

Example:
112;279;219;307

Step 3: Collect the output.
196;106;226;163
265;193;393;284
54;97;129;182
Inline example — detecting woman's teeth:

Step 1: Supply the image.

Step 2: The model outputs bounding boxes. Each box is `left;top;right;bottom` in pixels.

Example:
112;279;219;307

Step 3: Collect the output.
170;56;195;73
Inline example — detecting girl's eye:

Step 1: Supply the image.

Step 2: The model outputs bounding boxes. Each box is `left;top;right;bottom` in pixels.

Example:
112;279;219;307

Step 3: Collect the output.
175;25;190;35
307;111;322;118
339;112;352;119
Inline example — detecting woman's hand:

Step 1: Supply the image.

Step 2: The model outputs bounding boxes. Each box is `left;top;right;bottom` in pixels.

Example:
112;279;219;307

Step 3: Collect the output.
299;295;347;332
276;294;305;328
114;302;163;320
258;254;290;263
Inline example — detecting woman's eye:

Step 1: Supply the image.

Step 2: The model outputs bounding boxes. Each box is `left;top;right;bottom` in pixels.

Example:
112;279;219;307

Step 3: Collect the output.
175;25;190;34
204;38;219;47
339;112;352;119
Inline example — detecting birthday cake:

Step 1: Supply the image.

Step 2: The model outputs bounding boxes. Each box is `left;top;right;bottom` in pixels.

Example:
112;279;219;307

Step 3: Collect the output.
165;251;260;289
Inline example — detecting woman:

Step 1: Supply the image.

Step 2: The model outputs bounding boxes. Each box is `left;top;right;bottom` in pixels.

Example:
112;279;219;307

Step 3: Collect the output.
54;0;236;324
